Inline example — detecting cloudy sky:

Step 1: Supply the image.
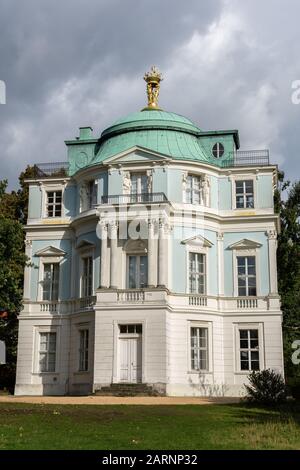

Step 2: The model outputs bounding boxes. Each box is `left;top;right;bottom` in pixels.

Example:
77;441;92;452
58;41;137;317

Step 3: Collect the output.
0;0;299;188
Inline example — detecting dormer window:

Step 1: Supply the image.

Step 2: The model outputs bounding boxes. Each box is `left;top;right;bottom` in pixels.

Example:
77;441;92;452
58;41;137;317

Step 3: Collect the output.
46;191;62;217
212;142;224;158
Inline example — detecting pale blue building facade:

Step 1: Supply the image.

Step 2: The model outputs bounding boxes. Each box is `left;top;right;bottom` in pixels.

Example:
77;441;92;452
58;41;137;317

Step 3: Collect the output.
15;74;283;396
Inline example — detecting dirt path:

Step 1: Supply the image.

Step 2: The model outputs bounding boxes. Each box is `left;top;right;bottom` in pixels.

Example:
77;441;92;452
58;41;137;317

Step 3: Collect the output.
0;395;240;405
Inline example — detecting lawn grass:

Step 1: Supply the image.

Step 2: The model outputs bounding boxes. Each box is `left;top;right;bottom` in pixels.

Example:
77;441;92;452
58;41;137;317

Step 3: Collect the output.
0;402;299;450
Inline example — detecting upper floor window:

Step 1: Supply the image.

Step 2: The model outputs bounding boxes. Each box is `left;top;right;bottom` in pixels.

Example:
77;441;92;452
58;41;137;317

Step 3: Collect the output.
239;329;260;371
82;256;93;297
46;191;62;217
237;256;256;296
186;175;201;204
43;263;59;301
128;255;148;288
88;181;97;209
235;180;254;209
191;327;208;371
39;332;56;373
189;253;206;294
130;173;148;195
79;329;89;372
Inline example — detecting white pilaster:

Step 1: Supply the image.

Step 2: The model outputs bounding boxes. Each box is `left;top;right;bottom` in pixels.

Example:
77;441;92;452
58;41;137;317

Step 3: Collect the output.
267;230;278;294
23;240;32;299
100;222;109;288
158;219;169;288
109;221;118;289
148;219;157;287
217;232;224;296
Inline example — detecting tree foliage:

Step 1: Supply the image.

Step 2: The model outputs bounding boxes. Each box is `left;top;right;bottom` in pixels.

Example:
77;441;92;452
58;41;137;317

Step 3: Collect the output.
275;174;300;385
0;166;34;391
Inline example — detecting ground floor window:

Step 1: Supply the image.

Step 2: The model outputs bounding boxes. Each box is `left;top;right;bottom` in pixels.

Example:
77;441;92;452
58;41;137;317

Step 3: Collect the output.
79;329;89;372
39;332;56;372
119;324;142;334
239;328;260;371
190;327;208;371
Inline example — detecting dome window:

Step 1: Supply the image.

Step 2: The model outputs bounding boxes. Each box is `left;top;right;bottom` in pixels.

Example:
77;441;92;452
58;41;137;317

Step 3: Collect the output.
212;142;224;158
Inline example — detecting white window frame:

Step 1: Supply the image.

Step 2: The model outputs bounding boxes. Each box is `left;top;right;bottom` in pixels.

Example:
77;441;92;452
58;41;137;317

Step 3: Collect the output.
33;326;60;375
81;254;94;298
40;183;65;219
130;172;149;195
126;254;148;289
188;321;212;374
231;175;256;210
78;328;90;372
38;256;64;302
236;255;257;297
234;323;264;374
42;262;60;301
188;252;206;295
232;248;260;297
182;236;212;295
185;174;202;204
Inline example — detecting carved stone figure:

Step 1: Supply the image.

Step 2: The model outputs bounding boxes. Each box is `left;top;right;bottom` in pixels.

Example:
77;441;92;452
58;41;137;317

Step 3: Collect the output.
80;182;89;212
122;171;131;194
202;175;210;207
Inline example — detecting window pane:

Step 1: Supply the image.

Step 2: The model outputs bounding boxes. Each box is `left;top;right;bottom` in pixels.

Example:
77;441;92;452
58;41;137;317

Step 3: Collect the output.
120;325;127;334
240;339;248;349
250;330;258;339
128;325;134;333
239;330;248;339
251;361;260;371
245;181;253;192
139;256;148;288
128;256;137;288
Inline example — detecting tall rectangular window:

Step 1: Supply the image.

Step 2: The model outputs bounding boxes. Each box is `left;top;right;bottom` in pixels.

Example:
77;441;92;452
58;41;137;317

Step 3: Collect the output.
191;327;208;371
43;263;59;301
88;181;97;209
189;253;206;294
82;256;93;297
47;191;62;217
235;180;254;209
130;173;149;202
39;332;56;372
79;329;89;372
239;329;260;371
237;256;256;296
186;175;201;204
128;255;148;288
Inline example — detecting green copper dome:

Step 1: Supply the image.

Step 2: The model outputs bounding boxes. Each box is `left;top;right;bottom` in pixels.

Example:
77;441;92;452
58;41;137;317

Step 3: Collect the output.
90;109;212;164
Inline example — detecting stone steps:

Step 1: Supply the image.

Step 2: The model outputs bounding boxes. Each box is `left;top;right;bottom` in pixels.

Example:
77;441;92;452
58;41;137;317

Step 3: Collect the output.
95;383;162;397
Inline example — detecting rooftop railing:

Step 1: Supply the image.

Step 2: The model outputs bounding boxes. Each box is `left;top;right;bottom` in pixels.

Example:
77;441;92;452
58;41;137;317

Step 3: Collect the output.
221;150;270;167
101;192;168;205
33;162;69;178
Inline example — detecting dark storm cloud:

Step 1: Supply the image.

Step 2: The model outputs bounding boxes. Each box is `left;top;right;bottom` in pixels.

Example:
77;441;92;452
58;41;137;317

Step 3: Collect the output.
0;0;299;187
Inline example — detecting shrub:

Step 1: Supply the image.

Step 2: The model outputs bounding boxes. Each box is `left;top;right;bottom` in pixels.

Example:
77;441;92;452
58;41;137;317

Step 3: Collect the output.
244;369;287;405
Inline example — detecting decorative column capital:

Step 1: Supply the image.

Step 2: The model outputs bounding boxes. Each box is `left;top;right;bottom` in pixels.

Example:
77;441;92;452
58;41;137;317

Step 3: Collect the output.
25;239;32;247
217;232;224;242
266;230;277;240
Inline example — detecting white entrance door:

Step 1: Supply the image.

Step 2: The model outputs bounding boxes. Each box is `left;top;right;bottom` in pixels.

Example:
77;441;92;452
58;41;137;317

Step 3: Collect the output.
119;337;142;383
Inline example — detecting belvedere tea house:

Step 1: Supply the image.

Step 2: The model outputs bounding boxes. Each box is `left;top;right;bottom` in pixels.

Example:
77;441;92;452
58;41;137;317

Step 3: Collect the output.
15;67;284;396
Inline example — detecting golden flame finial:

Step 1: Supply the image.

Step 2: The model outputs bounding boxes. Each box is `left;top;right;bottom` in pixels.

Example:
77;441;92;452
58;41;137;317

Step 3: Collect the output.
143;66;163;110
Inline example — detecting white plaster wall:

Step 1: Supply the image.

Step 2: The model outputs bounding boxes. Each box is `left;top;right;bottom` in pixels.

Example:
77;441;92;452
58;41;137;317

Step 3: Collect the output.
93;307;167;390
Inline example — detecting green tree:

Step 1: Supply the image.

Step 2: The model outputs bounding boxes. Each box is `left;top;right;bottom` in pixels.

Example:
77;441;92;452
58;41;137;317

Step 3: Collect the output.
0;167;34;391
276;174;300;388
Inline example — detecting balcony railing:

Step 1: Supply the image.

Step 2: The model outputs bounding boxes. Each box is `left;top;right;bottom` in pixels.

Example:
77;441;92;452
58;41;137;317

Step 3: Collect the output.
221;150;270;167
33;162;69;178
101;192;168;205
